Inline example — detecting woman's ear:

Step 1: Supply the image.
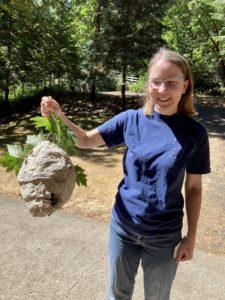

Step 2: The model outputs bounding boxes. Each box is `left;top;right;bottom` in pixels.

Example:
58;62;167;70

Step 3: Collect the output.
183;80;189;94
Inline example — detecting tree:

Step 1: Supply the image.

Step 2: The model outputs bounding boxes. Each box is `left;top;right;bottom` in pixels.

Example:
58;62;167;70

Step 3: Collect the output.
0;0;34;102
0;0;80;102
96;0;167;110
28;0;80;91
163;0;225;90
211;0;225;55
70;0;103;99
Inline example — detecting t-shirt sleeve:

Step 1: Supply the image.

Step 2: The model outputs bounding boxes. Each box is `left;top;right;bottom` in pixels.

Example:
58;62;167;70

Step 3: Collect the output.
186;128;211;174
96;110;129;147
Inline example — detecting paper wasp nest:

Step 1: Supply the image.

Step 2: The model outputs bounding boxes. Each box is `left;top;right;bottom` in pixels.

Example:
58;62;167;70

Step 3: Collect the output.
17;141;76;217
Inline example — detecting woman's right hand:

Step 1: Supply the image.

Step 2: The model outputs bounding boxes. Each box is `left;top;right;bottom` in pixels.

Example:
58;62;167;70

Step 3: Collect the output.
40;96;62;117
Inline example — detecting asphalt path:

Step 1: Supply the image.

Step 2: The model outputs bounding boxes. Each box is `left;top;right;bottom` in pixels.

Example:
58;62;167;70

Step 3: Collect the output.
0;195;225;300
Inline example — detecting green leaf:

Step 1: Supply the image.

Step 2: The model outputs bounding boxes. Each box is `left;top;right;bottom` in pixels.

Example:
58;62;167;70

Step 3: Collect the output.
0;154;23;175
31;116;53;132
31;114;80;156
57;129;78;156
23;143;35;156
26;132;46;147
49;115;78;155
74;165;87;187
7;144;24;158
2;113;87;186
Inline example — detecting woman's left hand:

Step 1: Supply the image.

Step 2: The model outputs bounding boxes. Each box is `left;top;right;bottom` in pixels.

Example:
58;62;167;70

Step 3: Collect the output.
175;236;195;263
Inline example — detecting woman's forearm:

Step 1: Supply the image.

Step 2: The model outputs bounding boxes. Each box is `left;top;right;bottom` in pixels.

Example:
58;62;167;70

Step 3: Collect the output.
175;174;203;263
185;178;202;242
41;96;105;149
58;111;105;149
58;111;88;147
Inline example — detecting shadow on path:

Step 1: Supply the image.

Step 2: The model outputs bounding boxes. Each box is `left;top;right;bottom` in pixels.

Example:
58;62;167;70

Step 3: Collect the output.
196;102;225;139
75;146;124;168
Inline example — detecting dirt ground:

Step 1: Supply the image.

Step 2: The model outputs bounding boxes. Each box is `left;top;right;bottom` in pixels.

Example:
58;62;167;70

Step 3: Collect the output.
0;93;225;256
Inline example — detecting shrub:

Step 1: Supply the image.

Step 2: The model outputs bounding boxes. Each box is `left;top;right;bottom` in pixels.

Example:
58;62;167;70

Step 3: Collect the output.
128;75;147;93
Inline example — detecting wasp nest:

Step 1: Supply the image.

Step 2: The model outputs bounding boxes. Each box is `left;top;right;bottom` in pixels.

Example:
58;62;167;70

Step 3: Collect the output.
17;141;76;217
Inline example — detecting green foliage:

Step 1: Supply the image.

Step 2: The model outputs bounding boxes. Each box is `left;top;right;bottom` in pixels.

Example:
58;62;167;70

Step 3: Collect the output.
0;131;46;174
74;165;87;187
0;154;24;175
31;115;79;156
97;1;168;73
88;0;168;108
0;0;80;102
25;132;46;148
211;0;225;55
0;114;87;187
128;75;147;93
7;144;24;159
2;0;225;106
31;116;53;132
94;72;117;91
163;0;225;90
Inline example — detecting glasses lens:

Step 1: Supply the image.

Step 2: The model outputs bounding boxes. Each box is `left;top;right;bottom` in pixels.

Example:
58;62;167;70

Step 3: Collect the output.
150;77;184;89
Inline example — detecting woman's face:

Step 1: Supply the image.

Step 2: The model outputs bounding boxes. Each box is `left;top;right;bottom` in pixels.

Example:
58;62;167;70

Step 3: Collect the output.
148;60;189;116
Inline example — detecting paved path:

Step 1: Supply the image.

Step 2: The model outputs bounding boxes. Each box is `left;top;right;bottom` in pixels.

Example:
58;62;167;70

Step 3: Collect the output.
0;195;225;300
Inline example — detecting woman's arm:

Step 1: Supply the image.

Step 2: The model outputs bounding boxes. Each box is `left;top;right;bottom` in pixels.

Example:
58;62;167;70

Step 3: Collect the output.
175;173;202;263
40;96;105;149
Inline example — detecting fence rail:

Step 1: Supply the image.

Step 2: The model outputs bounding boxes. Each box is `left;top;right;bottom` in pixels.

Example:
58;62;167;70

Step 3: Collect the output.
70;73;139;93
126;76;139;83
112;71;139;84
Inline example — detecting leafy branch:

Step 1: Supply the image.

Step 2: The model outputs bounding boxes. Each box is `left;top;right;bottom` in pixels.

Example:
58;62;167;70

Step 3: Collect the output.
0;114;87;187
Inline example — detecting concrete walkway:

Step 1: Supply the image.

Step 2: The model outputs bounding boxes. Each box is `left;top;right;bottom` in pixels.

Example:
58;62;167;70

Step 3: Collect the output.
0;195;225;300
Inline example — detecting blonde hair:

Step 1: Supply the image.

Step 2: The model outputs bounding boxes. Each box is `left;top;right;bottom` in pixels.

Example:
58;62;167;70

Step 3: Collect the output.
144;48;197;116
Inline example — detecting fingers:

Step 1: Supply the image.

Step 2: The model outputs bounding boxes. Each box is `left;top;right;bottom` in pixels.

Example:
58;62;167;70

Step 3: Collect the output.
175;250;189;263
41;107;50;117
175;237;194;263
41;96;56;108
40;96;61;117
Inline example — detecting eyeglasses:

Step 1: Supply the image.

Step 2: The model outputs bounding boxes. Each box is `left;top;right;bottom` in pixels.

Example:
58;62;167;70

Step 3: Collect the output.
149;76;185;89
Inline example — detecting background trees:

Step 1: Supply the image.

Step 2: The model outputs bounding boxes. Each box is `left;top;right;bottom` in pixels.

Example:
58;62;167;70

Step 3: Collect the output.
163;0;225;92
0;0;80;102
0;0;225;108
95;0;168;109
0;0;34;102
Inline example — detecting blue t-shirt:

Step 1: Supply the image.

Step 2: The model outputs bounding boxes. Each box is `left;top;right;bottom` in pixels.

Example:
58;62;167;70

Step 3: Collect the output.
97;109;210;236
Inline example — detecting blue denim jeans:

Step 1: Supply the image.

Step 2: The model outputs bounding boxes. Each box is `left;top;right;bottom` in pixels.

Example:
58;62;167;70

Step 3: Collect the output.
108;217;181;300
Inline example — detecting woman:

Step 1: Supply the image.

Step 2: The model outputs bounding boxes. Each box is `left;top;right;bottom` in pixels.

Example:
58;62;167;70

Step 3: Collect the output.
41;48;210;300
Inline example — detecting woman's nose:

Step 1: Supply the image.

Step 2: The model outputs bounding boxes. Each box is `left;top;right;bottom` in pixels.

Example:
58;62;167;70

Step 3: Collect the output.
158;82;168;93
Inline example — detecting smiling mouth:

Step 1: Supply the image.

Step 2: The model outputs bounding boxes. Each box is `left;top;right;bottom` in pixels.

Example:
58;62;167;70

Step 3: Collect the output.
157;97;171;103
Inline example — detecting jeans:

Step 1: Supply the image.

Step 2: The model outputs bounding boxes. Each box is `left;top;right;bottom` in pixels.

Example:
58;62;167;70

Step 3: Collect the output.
108;217;181;300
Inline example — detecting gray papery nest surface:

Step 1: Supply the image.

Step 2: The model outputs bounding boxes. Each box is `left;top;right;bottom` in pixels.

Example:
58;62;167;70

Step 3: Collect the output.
17;141;76;217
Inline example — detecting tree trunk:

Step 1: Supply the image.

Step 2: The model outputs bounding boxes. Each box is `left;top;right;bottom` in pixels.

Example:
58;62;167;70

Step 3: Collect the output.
95;3;101;33
13;85;16;100
49;74;52;89
44;81;47;93
89;3;101;102
121;63;127;111
4;67;10;102
4;86;9;103
219;59;225;86
4;43;11;103
196;15;225;85
21;81;25;100
43;47;47;93
90;83;96;100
